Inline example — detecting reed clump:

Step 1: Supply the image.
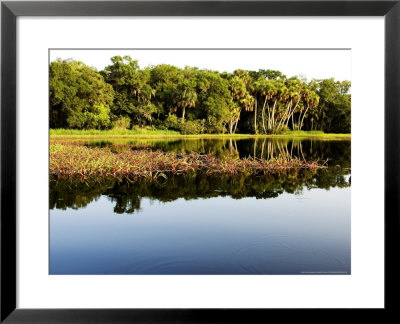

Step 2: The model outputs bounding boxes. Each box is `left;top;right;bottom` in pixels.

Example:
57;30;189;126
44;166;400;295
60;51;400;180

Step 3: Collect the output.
50;143;325;182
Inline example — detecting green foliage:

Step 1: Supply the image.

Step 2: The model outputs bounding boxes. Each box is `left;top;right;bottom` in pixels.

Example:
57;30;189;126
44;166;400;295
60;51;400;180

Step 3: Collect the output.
314;78;351;133
82;104;111;129
180;120;206;135
272;125;290;134
50;128;181;136
196;70;234;133
50;59;114;129
101;56;158;126
112;116;131;130
49;56;351;134
163;113;181;131
163;113;205;134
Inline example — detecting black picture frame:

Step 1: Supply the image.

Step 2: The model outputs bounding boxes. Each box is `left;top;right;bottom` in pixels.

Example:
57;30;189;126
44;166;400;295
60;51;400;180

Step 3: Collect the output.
1;0;399;322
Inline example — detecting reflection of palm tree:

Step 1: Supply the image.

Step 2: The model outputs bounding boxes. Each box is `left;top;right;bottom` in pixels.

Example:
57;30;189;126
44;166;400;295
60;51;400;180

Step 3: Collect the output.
253;137;257;158
261;138;266;159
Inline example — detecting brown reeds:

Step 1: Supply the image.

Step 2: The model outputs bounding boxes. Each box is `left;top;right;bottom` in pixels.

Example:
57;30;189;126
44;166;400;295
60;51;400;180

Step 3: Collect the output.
50;143;326;182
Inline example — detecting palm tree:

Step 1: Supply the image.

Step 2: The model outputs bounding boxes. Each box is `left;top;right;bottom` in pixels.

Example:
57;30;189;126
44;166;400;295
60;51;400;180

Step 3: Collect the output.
299;89;319;130
177;82;197;123
250;79;265;134
229;75;254;133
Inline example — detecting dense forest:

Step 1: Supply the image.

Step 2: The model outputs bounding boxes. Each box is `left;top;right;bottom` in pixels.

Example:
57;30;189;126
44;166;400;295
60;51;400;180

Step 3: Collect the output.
49;56;351;134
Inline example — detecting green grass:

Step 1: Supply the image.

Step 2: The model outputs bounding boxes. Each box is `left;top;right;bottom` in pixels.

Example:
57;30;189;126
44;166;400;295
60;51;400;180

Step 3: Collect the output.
50;128;351;140
277;130;351;139
50;128;181;136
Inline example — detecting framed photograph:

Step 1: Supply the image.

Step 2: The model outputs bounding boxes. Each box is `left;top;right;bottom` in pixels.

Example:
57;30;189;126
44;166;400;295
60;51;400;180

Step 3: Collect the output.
1;0;399;322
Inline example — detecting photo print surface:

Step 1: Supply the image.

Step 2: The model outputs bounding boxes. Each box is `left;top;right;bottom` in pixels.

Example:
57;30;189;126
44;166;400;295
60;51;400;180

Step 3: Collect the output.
49;49;351;275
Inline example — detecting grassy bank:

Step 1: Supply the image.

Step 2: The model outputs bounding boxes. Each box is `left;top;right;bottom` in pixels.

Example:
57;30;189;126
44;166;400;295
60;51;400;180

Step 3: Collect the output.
50;129;351;140
50;128;181;137
50;144;325;182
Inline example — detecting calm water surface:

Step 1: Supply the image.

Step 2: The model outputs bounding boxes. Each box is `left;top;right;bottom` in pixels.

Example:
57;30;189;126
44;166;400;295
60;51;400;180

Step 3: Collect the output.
50;138;351;275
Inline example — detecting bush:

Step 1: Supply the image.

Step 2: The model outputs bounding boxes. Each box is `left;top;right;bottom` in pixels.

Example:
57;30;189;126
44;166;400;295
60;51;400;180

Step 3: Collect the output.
273;125;290;134
164;113;181;131
181;120;205;135
205;116;226;134
112;116;131;130
163;114;206;134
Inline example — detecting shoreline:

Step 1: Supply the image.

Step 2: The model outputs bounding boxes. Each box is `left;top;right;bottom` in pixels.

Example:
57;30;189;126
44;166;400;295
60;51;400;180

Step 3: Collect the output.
50;133;351;141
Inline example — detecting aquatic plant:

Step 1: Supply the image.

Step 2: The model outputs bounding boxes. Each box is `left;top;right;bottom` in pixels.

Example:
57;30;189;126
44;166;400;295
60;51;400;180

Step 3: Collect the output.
50;143;326;182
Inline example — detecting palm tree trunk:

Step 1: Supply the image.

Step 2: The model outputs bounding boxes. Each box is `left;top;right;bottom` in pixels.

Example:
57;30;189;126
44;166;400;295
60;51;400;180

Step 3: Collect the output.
181;107;186;123
254;96;258;134
286;97;301;128
233;119;239;133
262;96;267;134
261;138;266;159
291;113;294;130
277;100;292;131
253;137;257;158
233;108;241;133
299;105;310;130
271;99;277;130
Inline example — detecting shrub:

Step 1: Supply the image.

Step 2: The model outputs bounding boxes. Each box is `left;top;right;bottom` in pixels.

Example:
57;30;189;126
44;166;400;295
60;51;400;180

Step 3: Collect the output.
205;116;226;134
164;113;181;131
181;120;205;135
112;116;131;130
273;125;290;134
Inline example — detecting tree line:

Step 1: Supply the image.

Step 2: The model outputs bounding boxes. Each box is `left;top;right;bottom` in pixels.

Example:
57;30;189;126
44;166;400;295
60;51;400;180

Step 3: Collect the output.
50;56;351;134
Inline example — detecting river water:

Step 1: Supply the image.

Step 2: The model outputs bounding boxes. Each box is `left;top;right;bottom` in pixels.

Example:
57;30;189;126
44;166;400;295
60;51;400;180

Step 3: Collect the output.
50;138;351;275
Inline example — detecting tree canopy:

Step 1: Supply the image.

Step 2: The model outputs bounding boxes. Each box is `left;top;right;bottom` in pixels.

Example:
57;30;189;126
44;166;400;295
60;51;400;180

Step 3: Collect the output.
50;56;351;134
50;59;114;129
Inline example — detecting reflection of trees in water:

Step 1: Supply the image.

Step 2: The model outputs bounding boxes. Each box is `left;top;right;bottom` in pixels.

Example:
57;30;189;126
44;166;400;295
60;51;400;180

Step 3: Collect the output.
64;138;350;167
160;138;351;169
50;139;350;213
50;166;350;214
237;139;350;168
